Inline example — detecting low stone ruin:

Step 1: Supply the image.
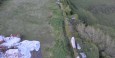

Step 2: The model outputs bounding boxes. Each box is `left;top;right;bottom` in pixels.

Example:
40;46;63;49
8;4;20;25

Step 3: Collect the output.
0;34;41;58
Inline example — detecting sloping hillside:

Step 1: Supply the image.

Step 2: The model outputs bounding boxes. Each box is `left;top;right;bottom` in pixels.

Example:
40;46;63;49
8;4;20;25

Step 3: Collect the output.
67;0;115;58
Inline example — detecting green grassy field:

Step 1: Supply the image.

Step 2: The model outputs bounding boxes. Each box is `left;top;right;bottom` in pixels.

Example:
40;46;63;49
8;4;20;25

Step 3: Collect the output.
1;0;115;58
68;0;115;38
0;0;55;58
0;0;74;58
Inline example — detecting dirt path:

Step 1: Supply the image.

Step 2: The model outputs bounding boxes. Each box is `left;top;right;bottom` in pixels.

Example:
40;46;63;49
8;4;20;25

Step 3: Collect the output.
0;0;55;58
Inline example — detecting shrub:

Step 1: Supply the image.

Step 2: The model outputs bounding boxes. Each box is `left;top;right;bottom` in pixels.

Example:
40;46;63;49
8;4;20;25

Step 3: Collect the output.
76;23;115;58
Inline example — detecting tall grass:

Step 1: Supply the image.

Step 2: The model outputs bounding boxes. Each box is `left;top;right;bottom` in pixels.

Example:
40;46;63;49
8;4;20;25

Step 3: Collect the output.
48;1;73;58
